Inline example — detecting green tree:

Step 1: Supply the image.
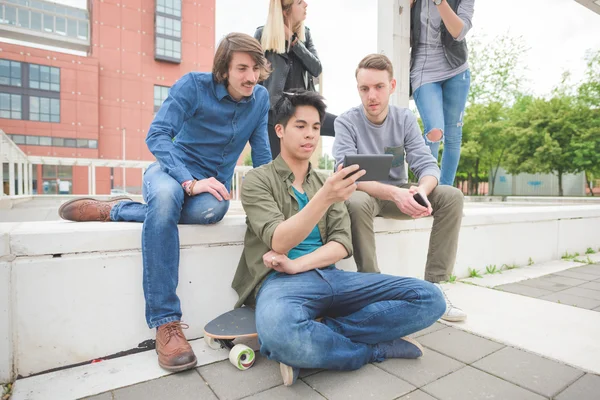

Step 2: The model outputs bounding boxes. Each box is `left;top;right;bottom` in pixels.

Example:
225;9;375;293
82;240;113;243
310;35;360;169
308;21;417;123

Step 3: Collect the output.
457;34;528;193
318;154;335;170
243;152;253;166
504;95;599;196
468;34;529;106
576;49;600;195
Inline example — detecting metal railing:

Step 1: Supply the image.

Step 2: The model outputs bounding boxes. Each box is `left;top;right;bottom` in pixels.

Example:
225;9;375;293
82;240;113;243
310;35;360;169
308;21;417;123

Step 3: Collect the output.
2;130;334;200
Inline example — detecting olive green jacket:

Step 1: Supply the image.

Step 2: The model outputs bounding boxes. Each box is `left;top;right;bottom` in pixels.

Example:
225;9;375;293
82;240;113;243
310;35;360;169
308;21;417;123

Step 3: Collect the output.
232;156;353;308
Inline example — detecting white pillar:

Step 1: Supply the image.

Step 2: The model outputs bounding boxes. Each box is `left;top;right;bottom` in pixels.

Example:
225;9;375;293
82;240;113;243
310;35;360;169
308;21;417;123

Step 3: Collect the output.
88;165;92;195
17;162;24;195
91;166;96;195
23;162;29;195
8;150;15;196
377;0;411;108
28;163;33;194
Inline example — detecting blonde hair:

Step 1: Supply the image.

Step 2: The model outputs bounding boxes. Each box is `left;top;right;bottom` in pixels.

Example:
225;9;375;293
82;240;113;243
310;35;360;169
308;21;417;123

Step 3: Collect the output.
261;0;306;54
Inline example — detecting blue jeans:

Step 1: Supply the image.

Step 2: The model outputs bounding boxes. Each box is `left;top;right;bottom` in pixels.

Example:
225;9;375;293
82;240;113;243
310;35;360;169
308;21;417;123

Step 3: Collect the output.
110;162;230;328
414;69;471;186
255;267;445;370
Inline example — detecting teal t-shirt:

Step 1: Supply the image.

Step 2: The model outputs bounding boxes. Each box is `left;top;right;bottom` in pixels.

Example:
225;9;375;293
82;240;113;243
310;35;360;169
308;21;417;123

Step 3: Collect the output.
287;187;323;260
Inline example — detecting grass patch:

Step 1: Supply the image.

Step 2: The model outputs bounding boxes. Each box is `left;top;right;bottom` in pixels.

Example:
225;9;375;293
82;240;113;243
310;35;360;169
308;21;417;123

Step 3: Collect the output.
2;383;12;400
573;257;594;264
502;263;519;270
485;265;501;274
528;257;534;266
562;251;580;260
468;268;482;278
586;247;595;255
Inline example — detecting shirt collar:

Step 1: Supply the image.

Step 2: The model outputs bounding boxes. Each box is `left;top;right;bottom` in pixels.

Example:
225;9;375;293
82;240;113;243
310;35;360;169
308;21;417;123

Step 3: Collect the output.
213;79;256;103
273;155;314;183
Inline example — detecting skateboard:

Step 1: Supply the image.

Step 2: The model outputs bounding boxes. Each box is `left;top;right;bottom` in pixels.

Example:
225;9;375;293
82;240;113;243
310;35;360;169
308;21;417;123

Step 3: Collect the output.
203;307;257;371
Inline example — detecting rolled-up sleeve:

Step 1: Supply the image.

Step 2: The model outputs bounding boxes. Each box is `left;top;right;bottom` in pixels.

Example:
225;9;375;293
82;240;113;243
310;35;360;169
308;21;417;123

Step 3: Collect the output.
145;73;200;184
455;0;474;41
325;201;353;259
241;170;285;248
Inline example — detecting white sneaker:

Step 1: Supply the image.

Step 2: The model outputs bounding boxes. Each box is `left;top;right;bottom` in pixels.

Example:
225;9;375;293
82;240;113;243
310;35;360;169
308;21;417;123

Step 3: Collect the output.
280;363;299;386
435;283;467;322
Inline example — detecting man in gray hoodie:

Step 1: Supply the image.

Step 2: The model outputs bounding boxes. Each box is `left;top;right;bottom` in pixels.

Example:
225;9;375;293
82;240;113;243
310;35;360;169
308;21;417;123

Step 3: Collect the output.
333;53;466;322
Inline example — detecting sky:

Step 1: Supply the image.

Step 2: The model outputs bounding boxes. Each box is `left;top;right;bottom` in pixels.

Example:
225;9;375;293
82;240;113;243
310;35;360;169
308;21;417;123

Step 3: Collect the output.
215;0;600;156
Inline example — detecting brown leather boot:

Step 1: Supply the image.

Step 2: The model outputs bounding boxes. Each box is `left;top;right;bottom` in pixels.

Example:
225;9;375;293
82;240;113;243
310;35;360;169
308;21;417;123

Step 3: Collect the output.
58;196;132;222
155;321;197;372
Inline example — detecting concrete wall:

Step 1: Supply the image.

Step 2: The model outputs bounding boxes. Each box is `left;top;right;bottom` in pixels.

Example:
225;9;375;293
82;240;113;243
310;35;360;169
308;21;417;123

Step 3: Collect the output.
1;204;600;381
492;168;586;196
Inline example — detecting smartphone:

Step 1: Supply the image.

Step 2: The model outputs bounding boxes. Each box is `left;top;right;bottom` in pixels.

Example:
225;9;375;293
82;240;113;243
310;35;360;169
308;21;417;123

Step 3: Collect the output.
413;192;428;207
343;154;393;182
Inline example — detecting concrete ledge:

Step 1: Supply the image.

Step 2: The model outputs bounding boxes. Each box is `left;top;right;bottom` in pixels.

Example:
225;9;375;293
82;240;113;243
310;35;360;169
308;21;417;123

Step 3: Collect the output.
1;203;600;381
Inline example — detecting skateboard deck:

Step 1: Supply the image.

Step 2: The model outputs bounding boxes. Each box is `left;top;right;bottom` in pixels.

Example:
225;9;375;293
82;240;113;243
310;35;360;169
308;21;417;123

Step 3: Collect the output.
203;307;257;370
204;307;257;339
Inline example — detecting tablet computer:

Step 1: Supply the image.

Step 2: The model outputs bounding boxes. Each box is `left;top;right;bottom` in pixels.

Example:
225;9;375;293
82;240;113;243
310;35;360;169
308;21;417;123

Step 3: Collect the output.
343;154;393;182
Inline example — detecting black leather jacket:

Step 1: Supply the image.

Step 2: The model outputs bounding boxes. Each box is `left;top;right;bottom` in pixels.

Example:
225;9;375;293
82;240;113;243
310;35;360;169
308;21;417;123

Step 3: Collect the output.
254;26;322;109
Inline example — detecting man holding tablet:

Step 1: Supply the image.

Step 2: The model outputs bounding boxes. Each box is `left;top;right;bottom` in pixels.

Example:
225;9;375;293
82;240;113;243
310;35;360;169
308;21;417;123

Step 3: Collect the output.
232;89;445;386
333;54;466;322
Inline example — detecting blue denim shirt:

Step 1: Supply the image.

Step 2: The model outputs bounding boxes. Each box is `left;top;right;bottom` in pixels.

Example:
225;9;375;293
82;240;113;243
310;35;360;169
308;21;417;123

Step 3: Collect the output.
146;72;272;189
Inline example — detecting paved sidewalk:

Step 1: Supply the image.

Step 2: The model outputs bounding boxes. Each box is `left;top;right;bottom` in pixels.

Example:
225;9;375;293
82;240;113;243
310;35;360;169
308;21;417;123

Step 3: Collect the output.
83;322;600;400
496;263;600;311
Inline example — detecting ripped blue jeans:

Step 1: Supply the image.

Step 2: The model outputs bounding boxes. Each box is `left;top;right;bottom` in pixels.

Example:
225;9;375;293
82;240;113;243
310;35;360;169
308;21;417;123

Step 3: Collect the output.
413;69;471;186
110;162;229;328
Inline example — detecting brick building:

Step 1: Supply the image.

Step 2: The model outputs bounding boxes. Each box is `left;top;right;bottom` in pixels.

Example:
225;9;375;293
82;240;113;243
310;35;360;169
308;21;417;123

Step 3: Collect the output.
0;0;216;195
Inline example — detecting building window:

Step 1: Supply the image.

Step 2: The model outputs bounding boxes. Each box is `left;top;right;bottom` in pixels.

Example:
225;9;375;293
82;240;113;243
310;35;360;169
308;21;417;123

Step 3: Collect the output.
155;0;182;63
0;59;60;122
1;3;17;25
42;165;73;195
30;96;60;122
30;64;60;91
157;0;181;17
9;134;97;148
0;1;90;43
154;85;170;112
10;134;26;145
25;135;39;145
156;37;181;61
0;59;22;87
0;93;22;119
156;15;181;38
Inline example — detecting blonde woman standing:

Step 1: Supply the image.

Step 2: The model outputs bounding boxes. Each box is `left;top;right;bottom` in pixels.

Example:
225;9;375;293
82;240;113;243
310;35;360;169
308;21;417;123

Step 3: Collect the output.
256;0;334;159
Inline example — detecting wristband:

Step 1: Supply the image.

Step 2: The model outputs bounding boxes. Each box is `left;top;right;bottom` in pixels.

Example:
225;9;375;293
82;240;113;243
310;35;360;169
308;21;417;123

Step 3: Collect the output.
182;180;194;196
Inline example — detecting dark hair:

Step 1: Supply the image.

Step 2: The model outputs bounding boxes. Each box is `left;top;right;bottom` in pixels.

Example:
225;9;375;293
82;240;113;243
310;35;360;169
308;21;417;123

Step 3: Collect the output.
355;53;394;79
213;32;271;84
273;89;327;127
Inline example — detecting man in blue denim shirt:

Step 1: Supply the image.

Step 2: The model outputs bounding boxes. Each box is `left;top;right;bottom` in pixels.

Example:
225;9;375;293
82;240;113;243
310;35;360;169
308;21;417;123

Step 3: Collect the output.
58;33;272;372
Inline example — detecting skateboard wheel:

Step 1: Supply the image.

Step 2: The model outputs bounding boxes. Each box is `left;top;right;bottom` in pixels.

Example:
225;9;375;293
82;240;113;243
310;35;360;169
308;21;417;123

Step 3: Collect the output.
204;336;222;350
229;344;255;370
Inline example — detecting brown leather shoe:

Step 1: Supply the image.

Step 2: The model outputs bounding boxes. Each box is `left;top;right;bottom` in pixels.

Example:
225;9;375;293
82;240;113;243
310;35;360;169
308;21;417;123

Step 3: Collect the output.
156;321;197;372
58;196;132;222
